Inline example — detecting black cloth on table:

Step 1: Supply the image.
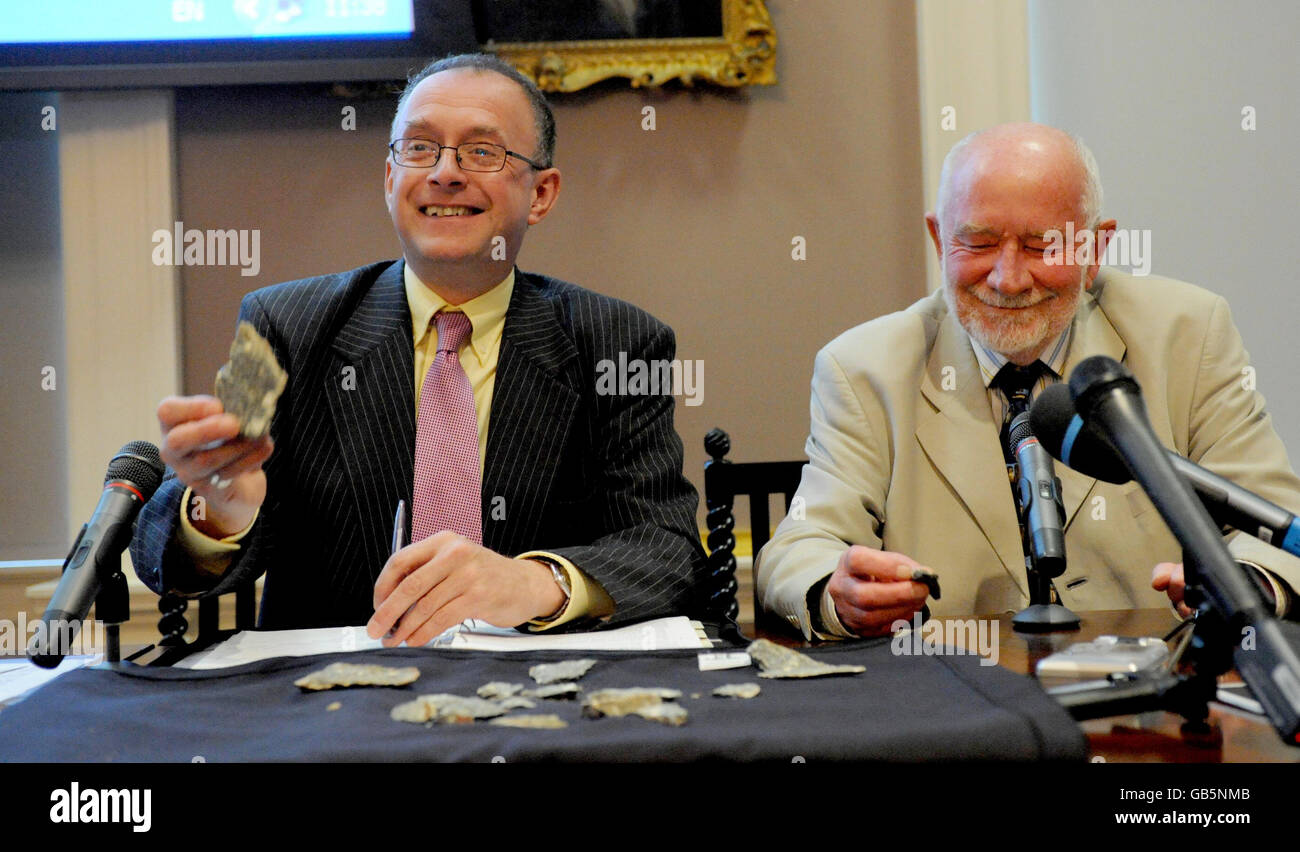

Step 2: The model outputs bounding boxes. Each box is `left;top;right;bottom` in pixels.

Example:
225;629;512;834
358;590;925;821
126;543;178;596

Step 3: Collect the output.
0;640;1086;762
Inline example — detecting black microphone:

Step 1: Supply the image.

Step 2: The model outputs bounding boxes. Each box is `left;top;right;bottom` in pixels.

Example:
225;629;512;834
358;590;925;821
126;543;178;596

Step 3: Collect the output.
1030;383;1130;483
1007;411;1067;577
1067;355;1300;741
27;441;164;668
1067;356;1271;624
1031;383;1300;557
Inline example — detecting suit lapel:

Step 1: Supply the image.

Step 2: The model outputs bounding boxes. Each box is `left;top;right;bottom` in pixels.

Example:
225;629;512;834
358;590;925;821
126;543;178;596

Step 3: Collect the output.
325;261;414;584
481;270;581;555
914;282;1130;584
1055;279;1127;529
917;313;1026;583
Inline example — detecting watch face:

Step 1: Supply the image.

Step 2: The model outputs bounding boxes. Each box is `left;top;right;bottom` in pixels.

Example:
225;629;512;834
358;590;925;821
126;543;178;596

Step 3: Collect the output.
550;562;572;597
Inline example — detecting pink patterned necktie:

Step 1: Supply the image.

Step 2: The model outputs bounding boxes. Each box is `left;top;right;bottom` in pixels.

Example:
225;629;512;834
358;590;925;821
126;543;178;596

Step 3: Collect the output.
412;310;482;544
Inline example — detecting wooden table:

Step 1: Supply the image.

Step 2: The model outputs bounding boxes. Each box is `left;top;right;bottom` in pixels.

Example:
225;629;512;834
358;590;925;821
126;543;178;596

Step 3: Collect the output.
753;608;1300;762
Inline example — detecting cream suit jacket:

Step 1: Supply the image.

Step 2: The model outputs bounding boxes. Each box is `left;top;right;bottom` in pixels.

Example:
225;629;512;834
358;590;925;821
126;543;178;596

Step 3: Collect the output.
756;270;1300;638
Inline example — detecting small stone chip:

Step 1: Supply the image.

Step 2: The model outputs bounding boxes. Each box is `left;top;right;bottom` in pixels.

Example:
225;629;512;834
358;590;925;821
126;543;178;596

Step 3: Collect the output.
391;694;506;725
489;714;568;730
582;688;686;726
634;703;688;727
520;683;582;700
477;681;524;700
910;568;942;601
529;659;597;685
294;662;421;691
214;321;288;439
326;701;342;711
713;683;761;699
497;696;537;711
746;639;865;679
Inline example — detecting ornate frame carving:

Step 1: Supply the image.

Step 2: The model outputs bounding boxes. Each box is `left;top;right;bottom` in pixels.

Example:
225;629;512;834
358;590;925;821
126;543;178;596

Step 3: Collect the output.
485;0;776;92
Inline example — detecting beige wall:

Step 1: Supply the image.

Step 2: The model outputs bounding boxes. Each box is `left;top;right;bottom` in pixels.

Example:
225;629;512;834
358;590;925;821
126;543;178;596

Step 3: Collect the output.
176;2;925;522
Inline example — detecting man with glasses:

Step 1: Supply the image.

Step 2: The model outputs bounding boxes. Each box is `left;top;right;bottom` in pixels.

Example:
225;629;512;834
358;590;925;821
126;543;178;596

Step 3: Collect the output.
132;53;707;642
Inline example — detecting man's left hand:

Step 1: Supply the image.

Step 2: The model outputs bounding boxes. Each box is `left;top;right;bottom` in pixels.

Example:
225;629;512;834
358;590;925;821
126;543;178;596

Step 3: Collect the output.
366;531;565;646
1151;561;1194;618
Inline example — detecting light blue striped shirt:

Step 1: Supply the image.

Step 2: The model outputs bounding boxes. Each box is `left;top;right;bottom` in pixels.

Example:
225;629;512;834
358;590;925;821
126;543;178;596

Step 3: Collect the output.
970;326;1073;424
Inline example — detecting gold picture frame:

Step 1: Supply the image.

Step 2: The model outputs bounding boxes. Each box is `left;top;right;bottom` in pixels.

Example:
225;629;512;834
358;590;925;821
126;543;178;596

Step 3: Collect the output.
485;0;776;92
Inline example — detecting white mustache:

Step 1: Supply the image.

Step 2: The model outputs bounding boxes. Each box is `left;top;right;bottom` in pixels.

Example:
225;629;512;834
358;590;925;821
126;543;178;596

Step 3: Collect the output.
974;290;1050;309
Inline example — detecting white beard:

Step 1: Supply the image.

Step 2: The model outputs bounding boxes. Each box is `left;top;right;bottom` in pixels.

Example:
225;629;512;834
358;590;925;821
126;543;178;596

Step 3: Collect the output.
942;263;1087;360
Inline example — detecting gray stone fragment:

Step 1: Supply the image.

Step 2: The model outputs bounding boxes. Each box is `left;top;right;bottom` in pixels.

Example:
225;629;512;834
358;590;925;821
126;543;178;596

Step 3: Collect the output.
477;681;524;700
746;638;865;679
489;714;568;730
713;683;761;699
390;694;507;724
635;703;688;726
214;321;287;439
294;662;420;691
528;659;597;685
520;682;582;700
582;687;687;726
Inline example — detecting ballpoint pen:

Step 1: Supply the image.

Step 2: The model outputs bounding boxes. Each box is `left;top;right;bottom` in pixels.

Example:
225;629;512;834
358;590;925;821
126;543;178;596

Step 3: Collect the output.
387;499;466;646
390;499;406;557
384;500;406;641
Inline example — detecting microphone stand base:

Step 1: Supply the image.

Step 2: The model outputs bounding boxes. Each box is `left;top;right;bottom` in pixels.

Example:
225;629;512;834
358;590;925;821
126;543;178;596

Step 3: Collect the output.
1012;603;1081;633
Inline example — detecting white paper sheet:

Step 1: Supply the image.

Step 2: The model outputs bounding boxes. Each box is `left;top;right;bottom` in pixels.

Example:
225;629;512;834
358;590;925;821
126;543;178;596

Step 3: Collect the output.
175;616;709;670
0;655;101;706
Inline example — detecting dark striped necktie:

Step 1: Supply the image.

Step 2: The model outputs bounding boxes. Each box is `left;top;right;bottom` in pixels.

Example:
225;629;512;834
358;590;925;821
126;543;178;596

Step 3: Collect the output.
991;361;1046;467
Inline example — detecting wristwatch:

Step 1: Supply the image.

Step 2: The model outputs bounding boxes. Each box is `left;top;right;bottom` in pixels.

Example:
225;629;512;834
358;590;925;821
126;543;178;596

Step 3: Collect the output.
531;556;572;623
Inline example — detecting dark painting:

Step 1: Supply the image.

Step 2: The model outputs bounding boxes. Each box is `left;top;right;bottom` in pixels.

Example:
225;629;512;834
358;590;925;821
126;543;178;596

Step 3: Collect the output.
473;0;724;43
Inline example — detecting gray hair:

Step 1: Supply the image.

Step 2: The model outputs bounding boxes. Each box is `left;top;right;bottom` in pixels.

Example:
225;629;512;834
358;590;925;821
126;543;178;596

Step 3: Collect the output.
391;53;556;168
935;126;1103;230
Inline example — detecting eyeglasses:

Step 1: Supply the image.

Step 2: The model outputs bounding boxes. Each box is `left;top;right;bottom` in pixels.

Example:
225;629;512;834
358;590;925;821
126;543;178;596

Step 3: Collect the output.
388;138;548;172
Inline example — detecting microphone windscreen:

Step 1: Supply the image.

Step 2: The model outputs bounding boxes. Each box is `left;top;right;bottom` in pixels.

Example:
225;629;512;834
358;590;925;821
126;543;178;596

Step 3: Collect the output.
1068;354;1138;419
1008;410;1035;449
105;440;164;499
1029;384;1131;484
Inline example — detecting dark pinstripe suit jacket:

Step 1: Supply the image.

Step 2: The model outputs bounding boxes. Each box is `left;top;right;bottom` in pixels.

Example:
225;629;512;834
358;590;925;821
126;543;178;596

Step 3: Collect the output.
131;260;708;629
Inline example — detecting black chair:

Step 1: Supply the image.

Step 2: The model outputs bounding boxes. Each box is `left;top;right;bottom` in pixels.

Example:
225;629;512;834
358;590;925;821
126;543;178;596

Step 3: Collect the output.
156;580;256;652
702;428;805;637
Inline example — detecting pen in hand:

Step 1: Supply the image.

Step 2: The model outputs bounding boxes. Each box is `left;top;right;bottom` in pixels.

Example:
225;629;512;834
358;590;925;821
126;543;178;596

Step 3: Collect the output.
383;500;466;646
385;500;406;640
390;499;406;558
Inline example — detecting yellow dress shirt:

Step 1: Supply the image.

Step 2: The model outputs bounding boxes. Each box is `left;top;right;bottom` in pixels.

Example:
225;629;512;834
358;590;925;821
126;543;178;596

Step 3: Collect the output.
177;265;612;630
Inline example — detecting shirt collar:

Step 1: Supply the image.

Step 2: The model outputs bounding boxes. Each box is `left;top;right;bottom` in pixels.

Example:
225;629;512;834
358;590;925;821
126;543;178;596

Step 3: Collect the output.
971;324;1072;390
404;264;515;367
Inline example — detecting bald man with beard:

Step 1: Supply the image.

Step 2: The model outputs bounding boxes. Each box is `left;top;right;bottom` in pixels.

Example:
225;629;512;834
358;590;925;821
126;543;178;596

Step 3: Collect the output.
756;122;1300;640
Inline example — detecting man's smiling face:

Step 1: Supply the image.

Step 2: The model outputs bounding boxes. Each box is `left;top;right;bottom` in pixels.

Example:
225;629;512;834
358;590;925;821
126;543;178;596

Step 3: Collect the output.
926;126;1111;365
384;68;559;294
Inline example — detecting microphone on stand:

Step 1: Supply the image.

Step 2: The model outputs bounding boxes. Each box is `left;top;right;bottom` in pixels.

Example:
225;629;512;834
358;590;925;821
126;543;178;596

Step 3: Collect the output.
1008;411;1068;576
27;441;164;668
1031;382;1300;557
1062;356;1300;741
1006;410;1078;631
